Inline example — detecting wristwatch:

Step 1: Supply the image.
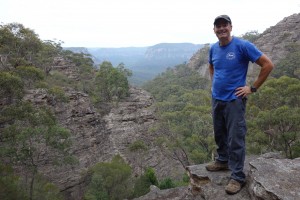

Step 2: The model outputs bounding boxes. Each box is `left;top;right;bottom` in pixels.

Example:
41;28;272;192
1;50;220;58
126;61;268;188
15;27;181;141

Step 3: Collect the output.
250;86;257;93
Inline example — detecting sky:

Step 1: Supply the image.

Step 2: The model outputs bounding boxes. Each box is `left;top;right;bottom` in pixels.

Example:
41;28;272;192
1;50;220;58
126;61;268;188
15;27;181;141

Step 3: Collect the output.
1;0;299;48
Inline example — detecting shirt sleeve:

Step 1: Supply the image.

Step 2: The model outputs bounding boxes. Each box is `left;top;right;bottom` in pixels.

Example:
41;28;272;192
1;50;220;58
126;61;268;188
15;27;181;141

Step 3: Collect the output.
244;41;263;63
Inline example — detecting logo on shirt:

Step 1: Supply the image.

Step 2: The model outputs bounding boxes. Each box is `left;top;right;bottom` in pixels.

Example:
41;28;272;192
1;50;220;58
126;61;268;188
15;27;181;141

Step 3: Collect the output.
226;52;235;60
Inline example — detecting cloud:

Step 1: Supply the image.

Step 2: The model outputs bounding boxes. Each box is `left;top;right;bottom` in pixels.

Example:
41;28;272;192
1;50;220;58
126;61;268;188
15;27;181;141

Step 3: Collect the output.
1;0;299;47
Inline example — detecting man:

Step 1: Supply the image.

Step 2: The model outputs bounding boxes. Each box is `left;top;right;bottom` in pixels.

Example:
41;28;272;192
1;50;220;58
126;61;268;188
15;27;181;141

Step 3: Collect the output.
206;15;274;194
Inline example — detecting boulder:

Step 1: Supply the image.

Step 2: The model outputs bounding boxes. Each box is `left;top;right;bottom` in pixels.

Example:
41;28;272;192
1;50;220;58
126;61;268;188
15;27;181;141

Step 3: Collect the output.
137;154;300;200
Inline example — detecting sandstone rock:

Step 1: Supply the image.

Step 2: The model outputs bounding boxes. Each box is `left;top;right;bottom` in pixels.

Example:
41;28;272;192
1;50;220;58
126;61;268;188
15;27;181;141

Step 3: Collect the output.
134;186;203;200
186;156;258;200
184;154;300;200
24;85;184;200
248;157;300;200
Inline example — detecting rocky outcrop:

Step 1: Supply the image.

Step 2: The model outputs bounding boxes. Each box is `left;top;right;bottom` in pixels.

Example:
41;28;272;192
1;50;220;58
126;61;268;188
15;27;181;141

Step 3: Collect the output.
24;88;110;199
135;153;300;200
24;85;184;200
134;185;200;200
187;153;300;200
254;13;300;64
102;87;184;179
248;155;300;199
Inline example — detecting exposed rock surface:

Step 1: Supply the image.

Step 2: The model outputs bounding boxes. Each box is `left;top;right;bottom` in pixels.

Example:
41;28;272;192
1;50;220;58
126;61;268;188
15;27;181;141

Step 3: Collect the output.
248;155;300;200
136;154;300;200
254;13;300;64
102;87;184;179
24;85;184;200
134;185;202;200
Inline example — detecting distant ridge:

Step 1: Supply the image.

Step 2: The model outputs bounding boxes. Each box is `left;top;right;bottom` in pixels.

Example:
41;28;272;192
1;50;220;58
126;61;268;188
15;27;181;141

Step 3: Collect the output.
65;43;204;85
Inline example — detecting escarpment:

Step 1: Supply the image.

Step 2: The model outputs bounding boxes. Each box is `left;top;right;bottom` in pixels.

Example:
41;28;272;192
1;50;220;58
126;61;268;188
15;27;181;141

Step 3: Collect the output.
24;65;184;199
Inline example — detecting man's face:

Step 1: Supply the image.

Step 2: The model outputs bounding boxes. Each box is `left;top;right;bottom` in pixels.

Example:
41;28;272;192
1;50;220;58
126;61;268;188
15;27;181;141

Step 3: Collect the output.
213;19;232;40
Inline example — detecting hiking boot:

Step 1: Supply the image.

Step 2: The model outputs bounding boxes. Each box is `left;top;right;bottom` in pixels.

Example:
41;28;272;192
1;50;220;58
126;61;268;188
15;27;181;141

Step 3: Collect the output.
225;179;244;194
205;161;228;171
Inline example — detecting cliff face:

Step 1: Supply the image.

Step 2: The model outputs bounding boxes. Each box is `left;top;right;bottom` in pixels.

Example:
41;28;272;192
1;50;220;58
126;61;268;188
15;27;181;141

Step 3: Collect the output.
144;43;202;60
24;65;184;199
254;13;300;64
187;13;300;80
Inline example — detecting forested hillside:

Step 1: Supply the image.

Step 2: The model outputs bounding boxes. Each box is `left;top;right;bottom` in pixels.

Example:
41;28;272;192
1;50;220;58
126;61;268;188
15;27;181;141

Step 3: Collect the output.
0;22;187;200
0;23;154;200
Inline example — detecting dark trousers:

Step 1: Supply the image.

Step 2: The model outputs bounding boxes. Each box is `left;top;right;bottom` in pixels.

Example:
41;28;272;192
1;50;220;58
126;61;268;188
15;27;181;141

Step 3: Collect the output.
212;98;247;183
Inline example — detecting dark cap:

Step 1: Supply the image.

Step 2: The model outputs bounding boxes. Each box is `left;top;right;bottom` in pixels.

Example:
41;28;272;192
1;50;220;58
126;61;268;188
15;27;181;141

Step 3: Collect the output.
214;15;231;25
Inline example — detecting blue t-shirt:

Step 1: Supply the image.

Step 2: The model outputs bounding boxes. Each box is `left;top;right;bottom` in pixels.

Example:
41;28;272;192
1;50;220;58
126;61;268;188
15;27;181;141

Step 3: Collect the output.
208;37;262;101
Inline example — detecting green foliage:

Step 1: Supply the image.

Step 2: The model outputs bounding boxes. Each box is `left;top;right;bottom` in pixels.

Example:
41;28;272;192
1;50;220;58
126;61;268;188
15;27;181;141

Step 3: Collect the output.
30;173;64;200
46;70;74;88
247;76;300;158
143;64;209;102
129;140;148;152
144;65;214;165
36;40;63;74
61;50;97;94
158;173;189;190
94;61;131;102
272;43;300;79
0;23;43;68
128;140;149;178
158;177;176;189
0;164;29;200
132;168;158;198
15;66;45;88
0;71;24;103
239;30;260;42
48;86;69;103
84;155;133;200
0;101;74;199
145;168;158;186
63;50;94;67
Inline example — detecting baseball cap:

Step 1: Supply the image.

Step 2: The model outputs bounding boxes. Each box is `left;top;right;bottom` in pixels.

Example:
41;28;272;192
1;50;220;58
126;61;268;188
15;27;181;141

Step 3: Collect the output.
214;15;232;25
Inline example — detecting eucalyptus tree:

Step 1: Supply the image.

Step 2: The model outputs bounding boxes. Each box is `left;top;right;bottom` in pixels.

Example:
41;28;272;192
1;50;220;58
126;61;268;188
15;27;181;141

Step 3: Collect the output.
247;76;300;158
0;23;42;69
94;61;131;102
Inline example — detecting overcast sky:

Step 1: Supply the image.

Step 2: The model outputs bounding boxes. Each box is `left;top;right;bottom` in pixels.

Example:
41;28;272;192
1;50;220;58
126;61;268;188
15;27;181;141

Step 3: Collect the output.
1;0;299;48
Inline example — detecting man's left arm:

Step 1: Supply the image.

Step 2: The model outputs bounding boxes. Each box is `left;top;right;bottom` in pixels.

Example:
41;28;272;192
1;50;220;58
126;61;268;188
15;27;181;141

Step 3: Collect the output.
252;54;274;89
235;54;274;97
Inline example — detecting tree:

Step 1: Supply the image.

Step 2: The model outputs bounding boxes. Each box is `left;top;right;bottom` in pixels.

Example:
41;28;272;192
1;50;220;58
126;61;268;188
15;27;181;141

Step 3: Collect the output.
0;71;24;105
36;40;63;75
0;102;74;200
132;168;158;198
144;65;214;166
239;30;260;42
129;140;148;175
84;155;132;200
158;178;176;189
247;76;300;158
0;164;29;200
94;61;131;102
15;66;45;88
272;43;300;79
0;23;43;69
